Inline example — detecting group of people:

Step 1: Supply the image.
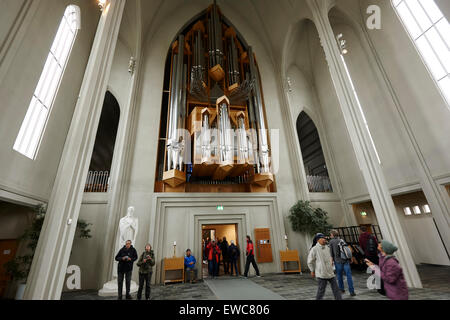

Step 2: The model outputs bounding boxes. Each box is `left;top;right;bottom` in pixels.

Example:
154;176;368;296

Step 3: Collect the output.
203;235;261;278
203;237;239;277
115;240;154;300
115;227;408;301
307;227;409;300
114;235;262;300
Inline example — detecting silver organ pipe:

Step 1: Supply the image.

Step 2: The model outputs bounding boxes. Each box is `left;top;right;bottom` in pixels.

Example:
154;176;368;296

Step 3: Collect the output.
201;112;211;162
248;46;270;173
190;30;207;101
218;102;233;163
208;2;223;68
227;35;239;86
175;62;187;170
167;35;186;171
237;115;248;163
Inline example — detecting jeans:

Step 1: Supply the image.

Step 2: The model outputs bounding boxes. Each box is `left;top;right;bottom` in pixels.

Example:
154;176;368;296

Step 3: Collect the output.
244;255;260;277
186;267;197;282
335;262;355;293
208;260;218;276
117;270;132;298
316;277;342;300
230;259;239;276
137;272;152;300
223;257;230;274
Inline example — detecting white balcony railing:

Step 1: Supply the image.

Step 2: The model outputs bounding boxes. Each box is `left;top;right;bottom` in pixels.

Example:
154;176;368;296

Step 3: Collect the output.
84;171;109;193
306;175;333;193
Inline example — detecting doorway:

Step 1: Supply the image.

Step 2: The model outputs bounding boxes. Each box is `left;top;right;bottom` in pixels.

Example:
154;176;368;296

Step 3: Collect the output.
201;223;240;279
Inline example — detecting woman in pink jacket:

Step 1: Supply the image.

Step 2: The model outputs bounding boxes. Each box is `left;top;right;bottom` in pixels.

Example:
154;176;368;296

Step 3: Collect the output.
365;240;409;300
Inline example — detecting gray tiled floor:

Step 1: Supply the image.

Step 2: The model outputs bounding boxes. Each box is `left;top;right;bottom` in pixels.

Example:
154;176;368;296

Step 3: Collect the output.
61;264;450;300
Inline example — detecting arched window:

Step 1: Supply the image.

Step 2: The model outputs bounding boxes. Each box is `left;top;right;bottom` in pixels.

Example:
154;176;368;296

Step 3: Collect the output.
392;0;450;105
297;112;333;193
13;5;81;159
84;91;120;193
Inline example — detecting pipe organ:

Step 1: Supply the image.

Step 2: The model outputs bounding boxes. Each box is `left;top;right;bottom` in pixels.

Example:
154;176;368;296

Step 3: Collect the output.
157;2;275;193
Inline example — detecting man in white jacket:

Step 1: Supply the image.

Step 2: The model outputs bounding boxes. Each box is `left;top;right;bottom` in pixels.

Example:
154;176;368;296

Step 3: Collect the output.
307;233;342;300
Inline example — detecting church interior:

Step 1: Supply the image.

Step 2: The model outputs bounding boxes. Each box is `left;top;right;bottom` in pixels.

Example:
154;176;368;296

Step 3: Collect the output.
0;0;449;300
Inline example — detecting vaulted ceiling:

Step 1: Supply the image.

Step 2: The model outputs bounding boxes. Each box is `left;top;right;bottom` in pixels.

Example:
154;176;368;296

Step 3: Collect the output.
118;0;368;72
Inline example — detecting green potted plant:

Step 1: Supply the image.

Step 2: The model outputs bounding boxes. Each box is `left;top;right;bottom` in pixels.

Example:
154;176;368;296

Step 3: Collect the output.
4;204;92;299
288;200;332;238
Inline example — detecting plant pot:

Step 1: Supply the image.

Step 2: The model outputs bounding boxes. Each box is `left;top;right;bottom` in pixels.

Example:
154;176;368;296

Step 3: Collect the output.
15;283;26;300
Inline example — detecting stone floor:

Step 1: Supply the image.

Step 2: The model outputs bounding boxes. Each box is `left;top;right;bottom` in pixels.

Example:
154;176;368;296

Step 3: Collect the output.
61;264;450;300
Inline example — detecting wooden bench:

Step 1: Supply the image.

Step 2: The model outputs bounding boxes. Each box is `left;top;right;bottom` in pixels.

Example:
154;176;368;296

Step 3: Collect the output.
163;257;185;285
280;250;302;274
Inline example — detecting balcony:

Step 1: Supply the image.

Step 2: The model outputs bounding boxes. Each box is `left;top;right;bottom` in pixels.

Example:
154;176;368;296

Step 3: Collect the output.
84;171;109;193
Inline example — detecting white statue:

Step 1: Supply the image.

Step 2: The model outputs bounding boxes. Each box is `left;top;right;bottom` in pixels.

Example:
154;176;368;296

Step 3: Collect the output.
113;207;138;277
99;206;139;297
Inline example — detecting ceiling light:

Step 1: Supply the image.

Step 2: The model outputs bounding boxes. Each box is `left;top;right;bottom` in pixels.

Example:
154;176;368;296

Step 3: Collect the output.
98;0;108;11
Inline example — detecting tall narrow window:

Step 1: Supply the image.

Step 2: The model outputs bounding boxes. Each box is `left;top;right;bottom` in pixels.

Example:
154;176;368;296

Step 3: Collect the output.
392;0;450;106
14;5;81;159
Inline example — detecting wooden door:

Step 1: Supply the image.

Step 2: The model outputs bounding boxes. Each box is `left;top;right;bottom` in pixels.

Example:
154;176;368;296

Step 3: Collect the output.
0;240;18;298
254;228;273;263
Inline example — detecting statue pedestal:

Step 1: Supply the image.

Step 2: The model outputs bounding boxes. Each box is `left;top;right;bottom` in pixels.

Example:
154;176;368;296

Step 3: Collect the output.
98;278;138;297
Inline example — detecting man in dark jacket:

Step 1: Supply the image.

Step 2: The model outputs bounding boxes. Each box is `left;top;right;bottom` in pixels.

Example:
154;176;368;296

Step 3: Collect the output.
228;240;240;276
115;240;138;300
136;243;155;300
358;226;379;265
329;230;356;296
220;237;230;275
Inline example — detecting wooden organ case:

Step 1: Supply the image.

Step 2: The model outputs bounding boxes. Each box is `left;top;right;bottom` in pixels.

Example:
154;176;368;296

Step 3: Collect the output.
155;2;276;193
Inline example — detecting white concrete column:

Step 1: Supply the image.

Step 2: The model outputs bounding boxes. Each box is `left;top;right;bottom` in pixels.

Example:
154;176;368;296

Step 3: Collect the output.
98;9;144;287
23;0;126;300
306;0;422;287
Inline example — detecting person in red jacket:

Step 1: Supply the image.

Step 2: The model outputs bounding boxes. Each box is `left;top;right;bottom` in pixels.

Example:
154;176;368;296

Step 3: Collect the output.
243;235;260;278
207;240;221;278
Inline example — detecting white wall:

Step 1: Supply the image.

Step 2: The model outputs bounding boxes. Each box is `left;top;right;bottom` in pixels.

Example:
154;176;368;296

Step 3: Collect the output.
360;0;450;180
0;0;100;201
330;20;419;190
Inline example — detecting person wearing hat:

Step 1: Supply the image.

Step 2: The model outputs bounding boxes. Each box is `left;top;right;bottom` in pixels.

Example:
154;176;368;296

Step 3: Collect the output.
307;233;342;300
365;240;409;300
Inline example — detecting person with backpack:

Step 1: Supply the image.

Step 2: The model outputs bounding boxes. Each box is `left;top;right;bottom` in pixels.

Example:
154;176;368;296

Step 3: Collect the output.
307;233;342;300
359;226;379;265
243;235;261;278
329;230;356;296
365;240;409;300
228;240;240;276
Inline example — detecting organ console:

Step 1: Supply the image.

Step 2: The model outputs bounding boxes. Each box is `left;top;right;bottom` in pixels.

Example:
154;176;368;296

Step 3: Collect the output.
157;1;275;193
